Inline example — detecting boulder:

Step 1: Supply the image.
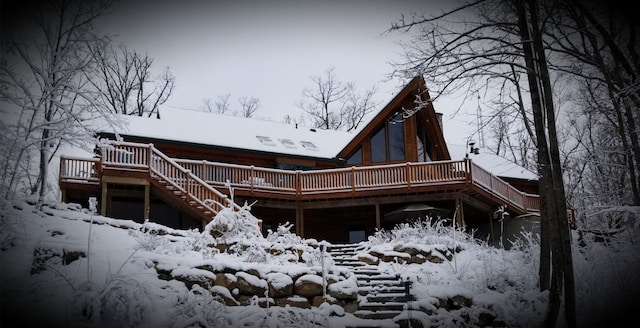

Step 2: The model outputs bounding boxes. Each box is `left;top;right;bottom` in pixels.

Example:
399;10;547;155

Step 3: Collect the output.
294;274;324;298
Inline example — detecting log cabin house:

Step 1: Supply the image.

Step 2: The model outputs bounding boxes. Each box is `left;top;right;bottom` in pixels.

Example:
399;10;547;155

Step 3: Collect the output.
58;76;540;243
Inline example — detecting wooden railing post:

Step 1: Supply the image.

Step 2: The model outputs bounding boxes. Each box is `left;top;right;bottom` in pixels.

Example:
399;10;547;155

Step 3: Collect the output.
351;166;356;193
406;162;412;188
185;169;191;195
250;166;255;192
296;170;301;197
147;143;153;170
465;158;473;184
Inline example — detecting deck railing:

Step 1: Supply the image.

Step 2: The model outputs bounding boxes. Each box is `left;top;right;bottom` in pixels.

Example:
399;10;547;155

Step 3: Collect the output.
76;142;239;216
59;141;541;214
59;156;101;183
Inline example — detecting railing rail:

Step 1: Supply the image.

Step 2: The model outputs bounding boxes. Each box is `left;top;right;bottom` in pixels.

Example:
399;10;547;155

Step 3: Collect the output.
59;141;541;214
59;157;100;183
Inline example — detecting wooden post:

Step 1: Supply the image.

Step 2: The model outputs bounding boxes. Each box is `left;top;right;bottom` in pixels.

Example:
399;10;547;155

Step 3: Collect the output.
455;197;465;227
375;201;381;231
489;211;495;243
144;184;150;222
100;182;108;216
295;204;305;237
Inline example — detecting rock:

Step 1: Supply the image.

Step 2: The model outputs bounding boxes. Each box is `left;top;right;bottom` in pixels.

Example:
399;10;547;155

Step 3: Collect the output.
294;274;324;298
267;272;294;298
214;272;237;290
236;272;267;295
275;295;311;308
210;285;239;306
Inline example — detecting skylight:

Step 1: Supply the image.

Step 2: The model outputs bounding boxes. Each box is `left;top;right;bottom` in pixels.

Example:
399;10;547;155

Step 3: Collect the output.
256;136;276;146
279;138;297;149
300;141;318;151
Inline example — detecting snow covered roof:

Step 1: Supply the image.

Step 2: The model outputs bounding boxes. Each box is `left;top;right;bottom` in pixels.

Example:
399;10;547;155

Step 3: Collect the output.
98;108;355;160
448;143;538;181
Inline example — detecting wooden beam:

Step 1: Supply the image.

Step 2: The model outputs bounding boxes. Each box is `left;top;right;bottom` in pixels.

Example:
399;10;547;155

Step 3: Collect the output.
144;184;150;222
455;197;465;227
375;201;381;231
295;205;305;237
103;175;150;185
100;182;107;216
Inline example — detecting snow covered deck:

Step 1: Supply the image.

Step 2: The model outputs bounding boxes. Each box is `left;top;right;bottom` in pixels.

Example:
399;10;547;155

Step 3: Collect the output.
59;141;540;217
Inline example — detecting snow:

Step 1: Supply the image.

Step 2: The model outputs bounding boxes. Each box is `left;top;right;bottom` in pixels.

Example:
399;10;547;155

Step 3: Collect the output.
92;108;355;160
448;143;538;181
2;198;639;327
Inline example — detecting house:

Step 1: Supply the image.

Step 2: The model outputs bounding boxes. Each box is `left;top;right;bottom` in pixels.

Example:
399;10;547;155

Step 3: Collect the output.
58;76;540;243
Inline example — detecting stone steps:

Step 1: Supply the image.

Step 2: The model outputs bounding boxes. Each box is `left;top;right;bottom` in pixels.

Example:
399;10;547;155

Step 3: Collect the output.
328;244;412;325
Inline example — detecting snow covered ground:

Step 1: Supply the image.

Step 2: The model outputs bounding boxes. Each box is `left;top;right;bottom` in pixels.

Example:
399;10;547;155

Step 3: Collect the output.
1;198;639;327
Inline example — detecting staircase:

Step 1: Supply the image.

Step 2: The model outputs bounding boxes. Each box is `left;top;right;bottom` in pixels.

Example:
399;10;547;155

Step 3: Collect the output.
100;141;240;223
328;244;413;323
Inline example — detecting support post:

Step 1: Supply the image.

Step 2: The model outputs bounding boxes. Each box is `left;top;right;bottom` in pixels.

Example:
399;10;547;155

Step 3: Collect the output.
489;211;495;243
375;201;381;231
455;197;465;228
100;182;108;216
144;184;150;222
295;204;305;237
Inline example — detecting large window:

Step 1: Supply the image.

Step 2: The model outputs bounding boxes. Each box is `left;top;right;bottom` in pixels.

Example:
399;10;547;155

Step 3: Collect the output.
347;147;362;165
371;127;387;162
388;114;405;161
370;112;405;163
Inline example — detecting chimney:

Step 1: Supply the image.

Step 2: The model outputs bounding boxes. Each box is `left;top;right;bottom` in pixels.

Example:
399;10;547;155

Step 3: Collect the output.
435;112;443;132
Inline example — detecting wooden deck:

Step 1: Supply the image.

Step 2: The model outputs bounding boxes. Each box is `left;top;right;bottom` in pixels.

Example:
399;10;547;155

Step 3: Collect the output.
59;141;540;220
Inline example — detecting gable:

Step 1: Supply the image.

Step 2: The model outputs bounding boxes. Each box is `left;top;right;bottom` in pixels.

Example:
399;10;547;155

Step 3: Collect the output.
337;76;450;163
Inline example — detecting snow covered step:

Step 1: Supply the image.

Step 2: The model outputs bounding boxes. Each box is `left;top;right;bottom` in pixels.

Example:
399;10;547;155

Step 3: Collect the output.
352;309;402;320
365;293;413;303
358;302;405;312
355;274;399;281
358;286;406;295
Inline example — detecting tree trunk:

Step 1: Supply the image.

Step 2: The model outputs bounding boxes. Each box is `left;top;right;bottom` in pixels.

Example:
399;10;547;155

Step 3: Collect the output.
514;0;576;327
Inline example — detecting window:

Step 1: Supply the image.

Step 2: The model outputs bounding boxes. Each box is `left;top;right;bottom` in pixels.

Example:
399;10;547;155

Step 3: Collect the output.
300;141;318;151
347;147;362;165
371;127;386;162
388;113;405;161
256;136;276;146
417;124;431;162
279;138;297;149
369;111;405;163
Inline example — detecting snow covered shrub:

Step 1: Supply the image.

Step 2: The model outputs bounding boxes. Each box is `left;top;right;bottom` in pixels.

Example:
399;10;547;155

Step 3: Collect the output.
171;284;227;328
266;221;302;245
228;242;268;263
129;223;169;252
75;277;151;327
204;205;263;245
368;218;473;247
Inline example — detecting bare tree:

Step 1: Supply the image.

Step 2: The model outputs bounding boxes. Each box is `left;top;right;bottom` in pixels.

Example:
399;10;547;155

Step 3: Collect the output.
388;0;576;326
0;0;119;205
88;42;174;118
215;93;231;114
297;67;377;131
238;96;260;118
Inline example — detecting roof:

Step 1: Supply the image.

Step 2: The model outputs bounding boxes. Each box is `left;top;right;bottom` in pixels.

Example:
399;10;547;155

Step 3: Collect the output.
447;143;538;181
97;108;354;160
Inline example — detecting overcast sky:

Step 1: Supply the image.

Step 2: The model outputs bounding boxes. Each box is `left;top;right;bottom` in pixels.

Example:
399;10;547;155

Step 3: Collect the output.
96;0;479;143
2;0;477;144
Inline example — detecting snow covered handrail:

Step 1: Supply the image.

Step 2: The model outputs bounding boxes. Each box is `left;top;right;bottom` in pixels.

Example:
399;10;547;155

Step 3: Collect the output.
59;157;100;183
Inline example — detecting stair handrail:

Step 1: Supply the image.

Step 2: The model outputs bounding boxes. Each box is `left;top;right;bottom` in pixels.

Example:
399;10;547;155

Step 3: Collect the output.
147;144;242;214
101;141;241;217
